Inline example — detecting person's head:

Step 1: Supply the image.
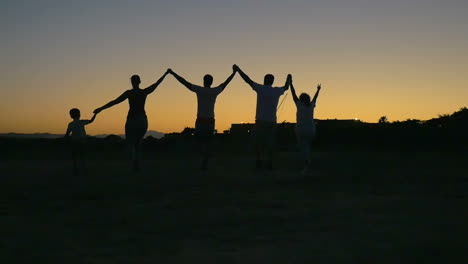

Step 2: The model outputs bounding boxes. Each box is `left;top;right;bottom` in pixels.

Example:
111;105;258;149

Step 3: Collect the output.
131;75;141;88
203;74;213;87
69;108;80;120
299;93;311;106
264;74;274;86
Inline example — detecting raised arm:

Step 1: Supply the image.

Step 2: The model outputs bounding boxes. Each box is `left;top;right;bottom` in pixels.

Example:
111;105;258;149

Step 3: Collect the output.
217;68;237;92
312;84;322;103
290;76;299;102
94;91;129;114
143;71;169;95
87;113;97;124
233;65;256;88
281;74;292;91
167;69;194;91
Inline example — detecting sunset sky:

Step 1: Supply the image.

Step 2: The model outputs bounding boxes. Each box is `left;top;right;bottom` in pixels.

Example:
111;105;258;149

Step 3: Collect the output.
2;0;467;135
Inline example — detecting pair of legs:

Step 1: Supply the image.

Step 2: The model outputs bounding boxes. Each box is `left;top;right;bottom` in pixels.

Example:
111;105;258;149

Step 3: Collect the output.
195;118;215;171
254;121;277;170
71;140;86;176
125;115;148;171
295;125;315;170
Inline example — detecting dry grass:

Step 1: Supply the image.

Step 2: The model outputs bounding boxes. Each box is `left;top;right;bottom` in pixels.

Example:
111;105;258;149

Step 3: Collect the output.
1;150;467;263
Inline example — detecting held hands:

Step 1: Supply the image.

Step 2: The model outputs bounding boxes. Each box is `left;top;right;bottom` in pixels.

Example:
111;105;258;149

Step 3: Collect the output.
166;68;174;75
232;64;240;72
287;74;292;90
93;108;102;114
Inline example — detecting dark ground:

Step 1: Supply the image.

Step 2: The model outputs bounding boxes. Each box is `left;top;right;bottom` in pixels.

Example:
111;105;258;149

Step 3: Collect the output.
1;148;467;263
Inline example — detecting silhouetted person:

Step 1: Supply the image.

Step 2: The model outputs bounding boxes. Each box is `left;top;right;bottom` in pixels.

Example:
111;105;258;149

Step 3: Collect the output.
94;72;168;171
167;67;237;170
290;78;321;174
65;108;97;176
233;64;291;170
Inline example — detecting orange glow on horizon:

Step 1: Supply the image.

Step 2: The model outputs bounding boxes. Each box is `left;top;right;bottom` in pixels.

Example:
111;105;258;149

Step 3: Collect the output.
2;1;467;135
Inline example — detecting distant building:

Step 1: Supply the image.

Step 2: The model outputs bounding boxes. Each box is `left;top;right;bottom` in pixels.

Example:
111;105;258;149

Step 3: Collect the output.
230;123;255;135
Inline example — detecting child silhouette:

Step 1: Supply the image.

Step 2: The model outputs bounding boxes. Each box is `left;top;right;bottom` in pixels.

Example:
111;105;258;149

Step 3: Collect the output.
65;108;97;176
289;79;322;175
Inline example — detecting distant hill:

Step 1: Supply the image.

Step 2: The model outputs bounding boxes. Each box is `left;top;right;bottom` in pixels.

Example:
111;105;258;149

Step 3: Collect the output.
144;130;165;139
0;130;165;139
95;130;165;139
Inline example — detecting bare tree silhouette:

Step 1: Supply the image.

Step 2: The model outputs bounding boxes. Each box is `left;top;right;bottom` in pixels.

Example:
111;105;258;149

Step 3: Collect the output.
378;116;389;124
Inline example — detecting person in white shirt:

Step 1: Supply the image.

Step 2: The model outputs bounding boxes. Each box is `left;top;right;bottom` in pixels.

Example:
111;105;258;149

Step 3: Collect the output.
233;64;291;170
94;72;168;171
65;108;97;176
289;78;322;174
167;67;237;171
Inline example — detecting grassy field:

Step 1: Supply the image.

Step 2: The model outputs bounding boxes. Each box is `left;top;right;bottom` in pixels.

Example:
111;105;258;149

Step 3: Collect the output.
1;150;467;263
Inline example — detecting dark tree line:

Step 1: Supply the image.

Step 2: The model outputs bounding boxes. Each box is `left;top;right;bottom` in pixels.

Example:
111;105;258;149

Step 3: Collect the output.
313;107;468;151
2;108;467;160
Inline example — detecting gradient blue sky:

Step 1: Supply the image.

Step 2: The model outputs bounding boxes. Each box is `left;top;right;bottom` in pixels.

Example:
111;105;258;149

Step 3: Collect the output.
1;0;467;134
